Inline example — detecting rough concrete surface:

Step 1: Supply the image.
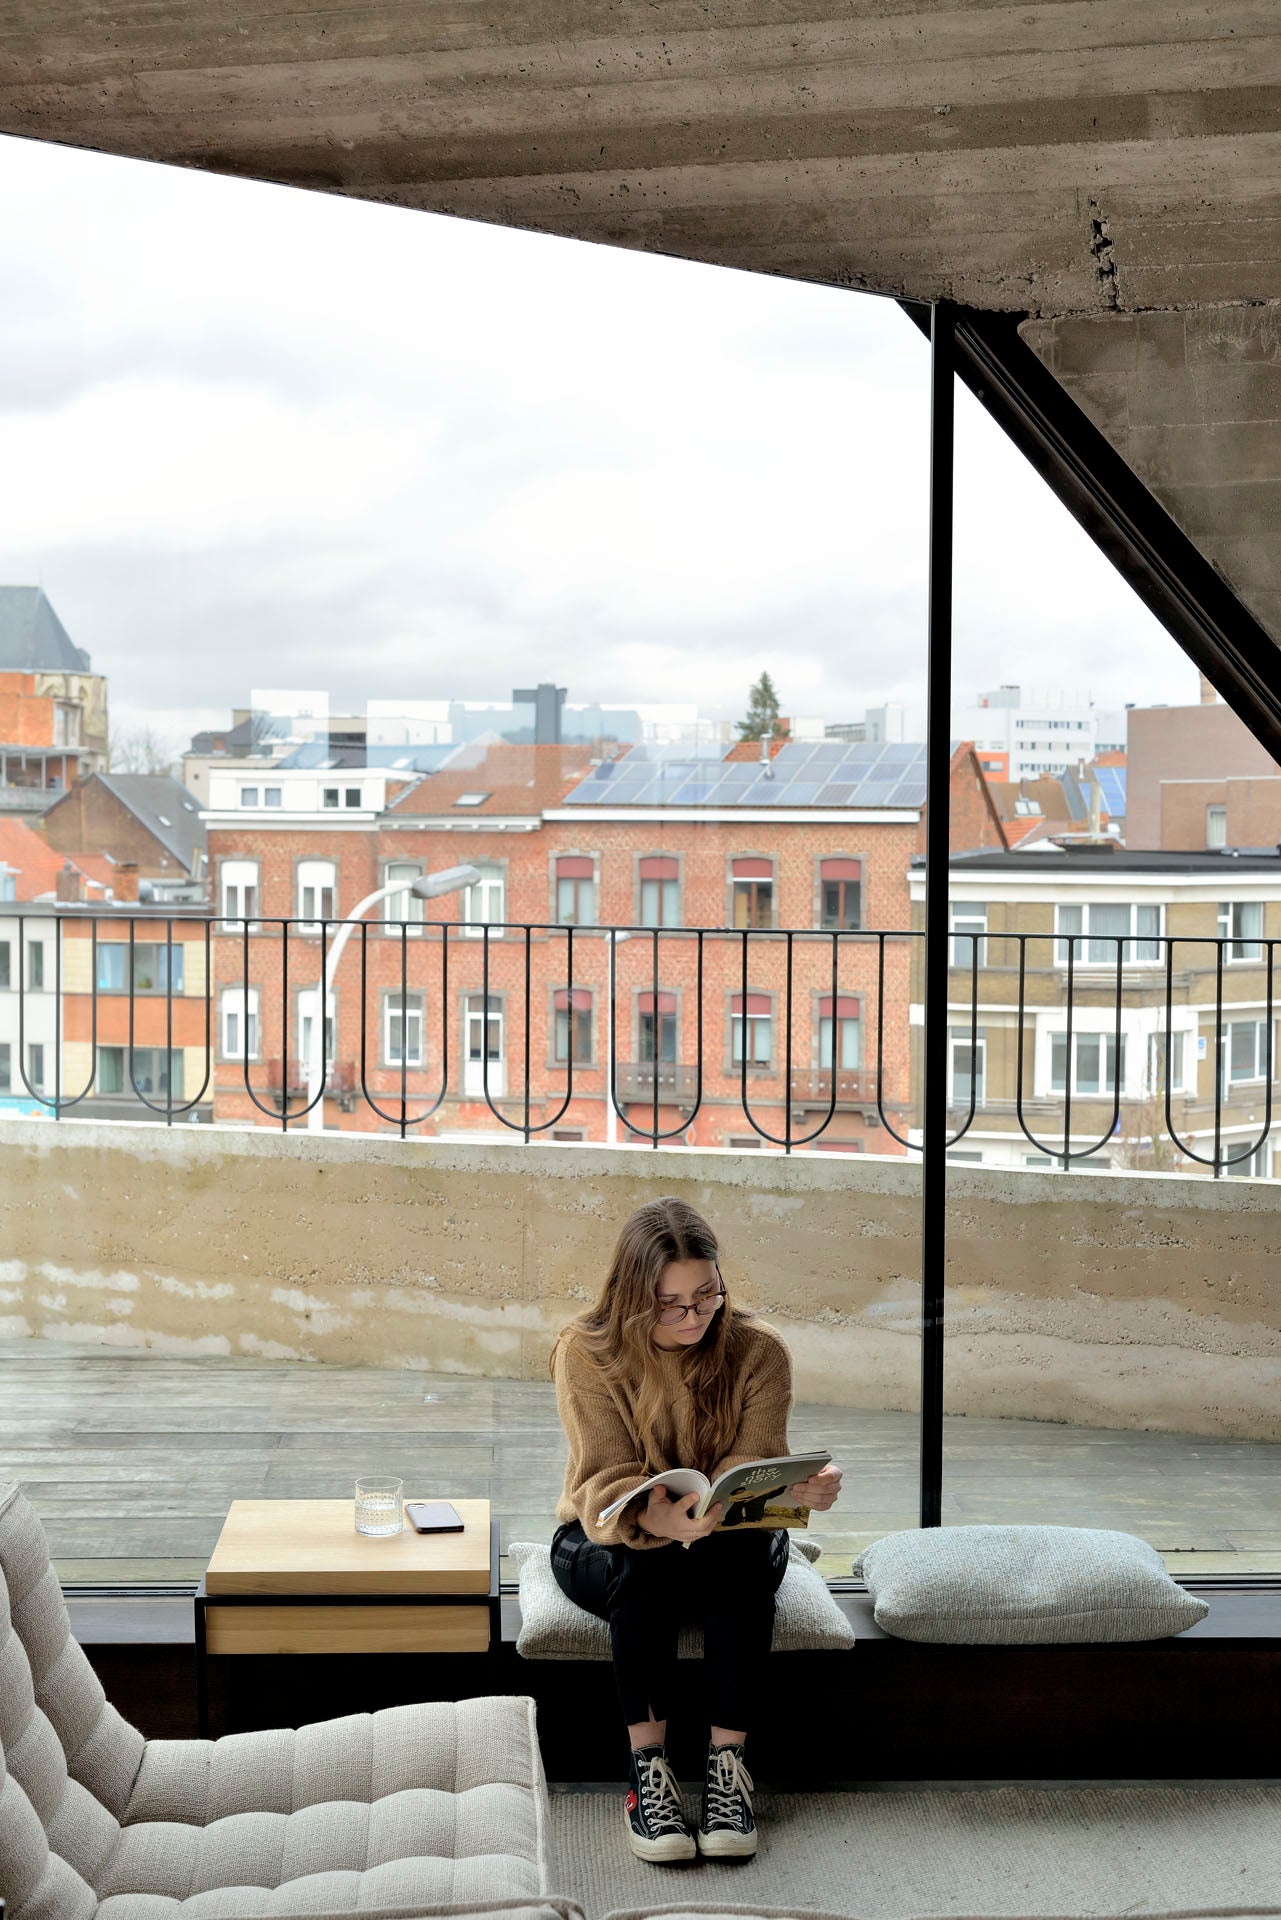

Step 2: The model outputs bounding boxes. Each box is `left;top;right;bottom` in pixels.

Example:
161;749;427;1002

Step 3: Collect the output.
2;2;1280;317
0;1118;1277;1441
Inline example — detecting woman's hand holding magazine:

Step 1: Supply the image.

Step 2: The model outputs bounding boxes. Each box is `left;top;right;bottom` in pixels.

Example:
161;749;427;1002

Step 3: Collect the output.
599;1450;834;1548
788;1462;843;1511
638;1488;724;1543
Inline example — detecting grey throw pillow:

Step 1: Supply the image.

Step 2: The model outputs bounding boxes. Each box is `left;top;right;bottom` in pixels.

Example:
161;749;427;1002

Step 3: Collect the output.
851;1523;1210;1644
510;1536;853;1657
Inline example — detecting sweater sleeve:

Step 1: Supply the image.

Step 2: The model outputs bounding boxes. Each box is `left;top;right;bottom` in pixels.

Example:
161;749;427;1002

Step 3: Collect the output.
709;1326;794;1486
553;1337;665;1550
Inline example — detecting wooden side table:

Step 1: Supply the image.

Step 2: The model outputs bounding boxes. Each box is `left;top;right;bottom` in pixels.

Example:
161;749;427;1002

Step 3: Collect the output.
194;1498;497;1735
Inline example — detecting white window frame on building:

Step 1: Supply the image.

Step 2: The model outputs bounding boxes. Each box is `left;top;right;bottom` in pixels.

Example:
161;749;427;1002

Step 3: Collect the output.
731;857;775;931
1055;902;1162;966
948;1027;986;1107
1225;1139;1272;1179
1216;1017;1273;1088
26;940;45;991
730;992;772;1069
221;987;260;1061
464;994;505;1097
27;1041;45;1091
462;863;505;939
384;992;424;1067
298;989;336;1071
818;994;861;1071
1049;1030;1127;1097
0;940;9;990
297;859;337;930
383;861;425;935
1206;804;1228;850
221;860;260;925
0;1041;10;1092
949;902;987;968
1218;900;1264;963
1145;1029;1188;1097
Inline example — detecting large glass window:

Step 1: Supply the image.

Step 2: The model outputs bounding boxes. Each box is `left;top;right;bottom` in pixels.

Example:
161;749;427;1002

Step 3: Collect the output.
555;857;596;926
553;988;593;1063
731;993;772;1067
1056;903;1161;965
638;857;680;927
463;864;505;936
221;859;259;922
384;861;425;932
818;994;861;1070
96;942;184;993
819;858;861;931
297;860;336;927
731;858;774;930
1050;1031;1126;1096
1219;901;1264;962
96;1046;185;1098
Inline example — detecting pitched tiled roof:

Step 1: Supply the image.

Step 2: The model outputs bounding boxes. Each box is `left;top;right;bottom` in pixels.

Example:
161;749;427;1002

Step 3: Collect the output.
94;774;206;871
0;819;112;899
387;743;594;817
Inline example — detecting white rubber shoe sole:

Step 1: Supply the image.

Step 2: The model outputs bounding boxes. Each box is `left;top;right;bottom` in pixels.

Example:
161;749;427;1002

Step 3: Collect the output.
625;1812;696;1862
697;1824;759;1859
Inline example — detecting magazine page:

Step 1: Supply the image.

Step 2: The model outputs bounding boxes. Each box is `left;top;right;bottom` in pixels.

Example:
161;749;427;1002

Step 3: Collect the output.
696;1450;832;1525
597;1466;710;1523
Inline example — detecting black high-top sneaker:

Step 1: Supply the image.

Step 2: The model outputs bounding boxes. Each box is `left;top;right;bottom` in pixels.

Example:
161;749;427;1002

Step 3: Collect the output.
697;1740;757;1858
624;1743;696;1862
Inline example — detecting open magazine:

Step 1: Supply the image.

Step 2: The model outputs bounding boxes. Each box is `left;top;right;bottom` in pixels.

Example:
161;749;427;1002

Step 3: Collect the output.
598;1450;832;1532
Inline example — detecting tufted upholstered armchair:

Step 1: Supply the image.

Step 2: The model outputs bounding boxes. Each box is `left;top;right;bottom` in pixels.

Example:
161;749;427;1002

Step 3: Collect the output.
0;1482;556;1919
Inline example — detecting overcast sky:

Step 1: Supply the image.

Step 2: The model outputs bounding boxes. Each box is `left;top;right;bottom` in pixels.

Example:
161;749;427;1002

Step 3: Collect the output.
0;133;1198;755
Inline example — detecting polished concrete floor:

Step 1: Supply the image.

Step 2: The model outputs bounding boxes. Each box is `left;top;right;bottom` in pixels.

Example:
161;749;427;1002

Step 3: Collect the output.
2;1339;1278;1581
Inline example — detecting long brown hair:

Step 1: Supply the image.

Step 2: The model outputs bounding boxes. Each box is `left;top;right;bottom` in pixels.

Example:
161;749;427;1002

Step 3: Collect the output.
551;1196;752;1472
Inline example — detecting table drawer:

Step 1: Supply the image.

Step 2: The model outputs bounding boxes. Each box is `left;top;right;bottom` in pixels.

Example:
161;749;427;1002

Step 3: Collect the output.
204;1602;490;1656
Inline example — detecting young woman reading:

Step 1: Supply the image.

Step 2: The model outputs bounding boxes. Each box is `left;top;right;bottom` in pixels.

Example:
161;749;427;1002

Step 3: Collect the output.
549;1195;842;1864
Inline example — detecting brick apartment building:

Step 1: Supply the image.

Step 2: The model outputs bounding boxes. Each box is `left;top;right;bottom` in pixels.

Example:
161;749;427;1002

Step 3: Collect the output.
1;880;213;1120
205;739;1006;1150
909;844;1281;1177
1127;680;1281;850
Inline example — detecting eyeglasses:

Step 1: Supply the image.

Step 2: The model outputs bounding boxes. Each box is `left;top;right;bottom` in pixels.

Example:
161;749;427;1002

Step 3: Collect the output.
656;1287;726;1327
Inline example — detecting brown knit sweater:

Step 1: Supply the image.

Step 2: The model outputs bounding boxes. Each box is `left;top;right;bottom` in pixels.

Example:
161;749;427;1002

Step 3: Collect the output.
553;1318;793;1549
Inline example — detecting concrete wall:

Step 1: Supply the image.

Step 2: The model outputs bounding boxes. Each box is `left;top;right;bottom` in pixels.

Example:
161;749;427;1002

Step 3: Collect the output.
1021;307;1281;667
0;1118;1277;1442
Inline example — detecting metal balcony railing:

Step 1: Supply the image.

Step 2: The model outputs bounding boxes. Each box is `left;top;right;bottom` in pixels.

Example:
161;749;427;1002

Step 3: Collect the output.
0;913;1276;1173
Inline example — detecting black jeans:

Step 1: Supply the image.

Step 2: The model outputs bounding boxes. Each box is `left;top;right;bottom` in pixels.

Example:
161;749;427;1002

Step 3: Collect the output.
550;1519;789;1730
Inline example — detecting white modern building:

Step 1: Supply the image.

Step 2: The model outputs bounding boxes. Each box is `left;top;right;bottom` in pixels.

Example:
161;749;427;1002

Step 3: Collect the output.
846;687;1129;780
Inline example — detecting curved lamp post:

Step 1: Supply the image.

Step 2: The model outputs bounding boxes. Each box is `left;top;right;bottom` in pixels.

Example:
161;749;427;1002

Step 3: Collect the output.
305;863;481;1133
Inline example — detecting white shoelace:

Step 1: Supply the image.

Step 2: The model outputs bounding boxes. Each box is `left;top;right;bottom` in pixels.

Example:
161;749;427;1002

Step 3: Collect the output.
637;1750;687;1833
705;1745;754;1827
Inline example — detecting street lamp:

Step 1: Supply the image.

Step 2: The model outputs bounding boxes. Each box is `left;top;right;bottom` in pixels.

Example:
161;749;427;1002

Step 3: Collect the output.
305;863;480;1133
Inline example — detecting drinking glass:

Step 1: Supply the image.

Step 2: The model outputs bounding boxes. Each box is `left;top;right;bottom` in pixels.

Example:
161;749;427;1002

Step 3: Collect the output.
354;1475;403;1537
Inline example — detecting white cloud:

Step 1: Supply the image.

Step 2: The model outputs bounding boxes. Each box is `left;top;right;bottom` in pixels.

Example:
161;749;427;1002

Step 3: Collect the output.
0;131;1198;754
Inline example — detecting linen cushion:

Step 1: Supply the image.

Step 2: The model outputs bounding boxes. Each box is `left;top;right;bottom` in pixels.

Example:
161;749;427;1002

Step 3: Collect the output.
851;1523;1210;1644
509;1536;853;1657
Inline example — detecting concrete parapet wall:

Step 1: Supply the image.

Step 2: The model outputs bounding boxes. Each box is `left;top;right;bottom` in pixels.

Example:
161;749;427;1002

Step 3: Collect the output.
0;1118;1277;1440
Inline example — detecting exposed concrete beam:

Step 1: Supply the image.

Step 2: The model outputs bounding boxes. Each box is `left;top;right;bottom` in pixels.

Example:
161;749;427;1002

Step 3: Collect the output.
3;2;1281;314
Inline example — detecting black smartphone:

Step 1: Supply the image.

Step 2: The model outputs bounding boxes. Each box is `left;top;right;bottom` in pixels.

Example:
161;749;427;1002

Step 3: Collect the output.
405;1500;465;1534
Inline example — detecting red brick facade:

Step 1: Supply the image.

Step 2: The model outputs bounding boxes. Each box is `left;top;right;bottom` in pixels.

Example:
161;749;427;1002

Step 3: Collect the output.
207;746;1000;1149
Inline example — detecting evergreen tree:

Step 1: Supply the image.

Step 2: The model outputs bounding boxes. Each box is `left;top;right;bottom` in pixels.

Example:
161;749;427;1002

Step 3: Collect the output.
736;672;788;743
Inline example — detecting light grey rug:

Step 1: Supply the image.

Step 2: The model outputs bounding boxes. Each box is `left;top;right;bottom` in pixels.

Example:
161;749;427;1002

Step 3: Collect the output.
548;1784;1281;1920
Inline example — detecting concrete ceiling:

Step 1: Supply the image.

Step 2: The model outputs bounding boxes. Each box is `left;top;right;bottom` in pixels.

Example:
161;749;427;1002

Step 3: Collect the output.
3;1;1278;317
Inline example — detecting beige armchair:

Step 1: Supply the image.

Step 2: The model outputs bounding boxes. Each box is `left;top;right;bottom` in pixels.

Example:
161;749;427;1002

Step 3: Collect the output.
0;1482;556;1919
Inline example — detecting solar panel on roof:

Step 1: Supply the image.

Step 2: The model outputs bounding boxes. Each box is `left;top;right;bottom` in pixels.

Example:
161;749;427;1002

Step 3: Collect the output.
816;783;857;805
853;780;900;804
812;742;848;762
780;783;822;804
